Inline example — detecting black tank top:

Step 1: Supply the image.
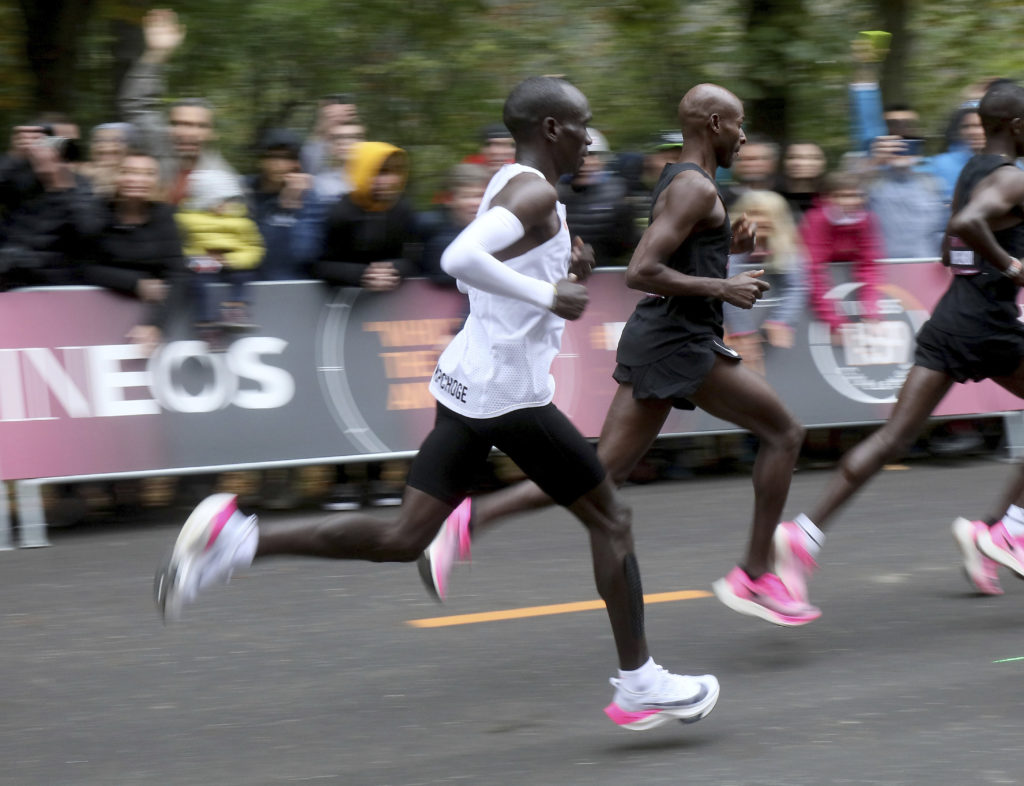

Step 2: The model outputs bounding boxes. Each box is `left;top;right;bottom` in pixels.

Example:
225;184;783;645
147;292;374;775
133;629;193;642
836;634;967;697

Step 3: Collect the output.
616;163;732;365
932;154;1024;336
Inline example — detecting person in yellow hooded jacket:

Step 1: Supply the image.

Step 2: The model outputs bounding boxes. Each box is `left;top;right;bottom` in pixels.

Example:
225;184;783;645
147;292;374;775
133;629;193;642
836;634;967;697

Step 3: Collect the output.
312;140;421;289
312;141;423;509
176;167;264;341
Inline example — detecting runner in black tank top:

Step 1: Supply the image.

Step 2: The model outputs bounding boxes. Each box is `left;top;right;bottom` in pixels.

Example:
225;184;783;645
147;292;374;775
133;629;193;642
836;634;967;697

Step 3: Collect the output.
768;80;1024;606
915;153;1024;381
433;84;821;629
616;162;734;367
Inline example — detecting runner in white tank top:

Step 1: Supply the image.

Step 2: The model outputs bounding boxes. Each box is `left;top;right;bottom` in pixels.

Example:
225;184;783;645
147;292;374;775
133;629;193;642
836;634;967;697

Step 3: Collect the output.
155;76;719;733
430;162;570;417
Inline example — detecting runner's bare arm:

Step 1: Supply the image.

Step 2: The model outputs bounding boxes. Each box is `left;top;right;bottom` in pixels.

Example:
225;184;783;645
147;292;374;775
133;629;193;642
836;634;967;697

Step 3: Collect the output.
625;173;769;307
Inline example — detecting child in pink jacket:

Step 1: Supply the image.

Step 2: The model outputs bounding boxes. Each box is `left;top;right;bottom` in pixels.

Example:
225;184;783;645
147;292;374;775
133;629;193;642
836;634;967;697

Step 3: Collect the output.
799;170;884;333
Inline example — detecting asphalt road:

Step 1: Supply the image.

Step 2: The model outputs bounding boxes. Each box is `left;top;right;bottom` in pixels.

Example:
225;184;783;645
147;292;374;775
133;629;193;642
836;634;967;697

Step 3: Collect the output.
2;457;1022;786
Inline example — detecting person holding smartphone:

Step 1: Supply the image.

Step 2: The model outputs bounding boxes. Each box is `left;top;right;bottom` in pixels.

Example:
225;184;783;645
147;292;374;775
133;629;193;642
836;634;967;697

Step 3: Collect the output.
864;134;948;259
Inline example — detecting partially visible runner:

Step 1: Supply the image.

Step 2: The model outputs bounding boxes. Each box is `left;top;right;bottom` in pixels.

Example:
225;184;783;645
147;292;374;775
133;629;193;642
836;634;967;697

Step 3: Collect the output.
154;76;720;731
421;84;817;627
765;79;1024;607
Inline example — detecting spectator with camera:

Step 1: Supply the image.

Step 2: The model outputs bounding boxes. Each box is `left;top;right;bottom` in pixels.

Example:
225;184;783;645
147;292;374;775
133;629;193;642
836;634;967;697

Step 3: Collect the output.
119;8;239;205
0;120;94;290
863;135;947;259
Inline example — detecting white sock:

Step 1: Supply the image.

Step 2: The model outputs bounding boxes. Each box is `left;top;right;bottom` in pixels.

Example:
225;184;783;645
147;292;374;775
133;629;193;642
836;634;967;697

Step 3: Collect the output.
793;514;825;556
1002;505;1024;537
618;657;658;693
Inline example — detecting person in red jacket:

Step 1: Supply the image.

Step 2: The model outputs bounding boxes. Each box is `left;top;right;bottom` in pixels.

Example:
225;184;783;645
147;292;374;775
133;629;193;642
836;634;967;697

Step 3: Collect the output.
799;170;884;335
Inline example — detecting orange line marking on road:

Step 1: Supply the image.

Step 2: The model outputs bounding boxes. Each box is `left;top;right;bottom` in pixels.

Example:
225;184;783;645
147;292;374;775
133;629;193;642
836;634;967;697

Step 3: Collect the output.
407;590;712;628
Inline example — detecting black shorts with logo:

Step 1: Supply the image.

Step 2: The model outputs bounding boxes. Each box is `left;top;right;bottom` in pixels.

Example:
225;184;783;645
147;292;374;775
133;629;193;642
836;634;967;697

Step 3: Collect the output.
612;336;741;410
914;319;1024;383
407;402;606;508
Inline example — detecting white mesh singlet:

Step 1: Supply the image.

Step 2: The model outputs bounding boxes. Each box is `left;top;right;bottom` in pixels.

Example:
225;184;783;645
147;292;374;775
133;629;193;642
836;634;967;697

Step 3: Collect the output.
429;163;571;418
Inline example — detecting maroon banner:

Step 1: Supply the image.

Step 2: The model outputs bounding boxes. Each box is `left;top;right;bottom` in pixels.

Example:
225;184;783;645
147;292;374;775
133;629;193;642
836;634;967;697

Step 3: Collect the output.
0;263;1020;482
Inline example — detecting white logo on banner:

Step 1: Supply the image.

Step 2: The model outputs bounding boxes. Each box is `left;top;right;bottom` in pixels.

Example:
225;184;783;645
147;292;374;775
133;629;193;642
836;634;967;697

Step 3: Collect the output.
0;337;294;421
807;282;929;404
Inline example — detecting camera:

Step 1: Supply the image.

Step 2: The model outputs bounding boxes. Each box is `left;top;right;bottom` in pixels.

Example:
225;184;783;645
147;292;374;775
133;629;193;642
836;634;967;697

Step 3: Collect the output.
37;123;83;163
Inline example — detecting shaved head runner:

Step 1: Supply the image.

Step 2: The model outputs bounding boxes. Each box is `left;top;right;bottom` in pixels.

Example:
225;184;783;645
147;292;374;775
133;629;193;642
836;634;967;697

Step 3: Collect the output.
421;84;819;627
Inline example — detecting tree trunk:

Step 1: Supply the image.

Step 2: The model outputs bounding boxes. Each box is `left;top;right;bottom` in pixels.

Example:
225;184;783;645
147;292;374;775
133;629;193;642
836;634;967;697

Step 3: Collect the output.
744;0;801;143
878;0;910;108
19;0;97;115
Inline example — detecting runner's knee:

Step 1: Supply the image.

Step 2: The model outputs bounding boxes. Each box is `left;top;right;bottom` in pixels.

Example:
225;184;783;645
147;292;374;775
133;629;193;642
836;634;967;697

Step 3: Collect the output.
598;496;634;545
759;417;805;455
782;420;806;454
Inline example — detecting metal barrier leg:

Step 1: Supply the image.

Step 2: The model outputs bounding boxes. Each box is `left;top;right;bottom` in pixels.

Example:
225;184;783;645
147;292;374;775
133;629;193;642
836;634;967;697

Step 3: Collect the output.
0;481;12;551
1003;411;1024;461
16;481;50;548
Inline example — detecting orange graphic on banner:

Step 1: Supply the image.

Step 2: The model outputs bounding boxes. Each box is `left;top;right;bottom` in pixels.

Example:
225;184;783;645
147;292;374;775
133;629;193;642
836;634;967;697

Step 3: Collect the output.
363;318;464;411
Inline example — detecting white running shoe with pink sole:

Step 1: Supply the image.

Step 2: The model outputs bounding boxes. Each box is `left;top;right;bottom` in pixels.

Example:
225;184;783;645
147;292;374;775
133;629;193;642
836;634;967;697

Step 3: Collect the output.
154;493;258;622
605;668;720;731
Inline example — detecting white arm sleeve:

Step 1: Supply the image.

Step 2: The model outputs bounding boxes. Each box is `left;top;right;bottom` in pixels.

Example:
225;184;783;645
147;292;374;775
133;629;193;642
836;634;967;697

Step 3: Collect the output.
441;206;557;309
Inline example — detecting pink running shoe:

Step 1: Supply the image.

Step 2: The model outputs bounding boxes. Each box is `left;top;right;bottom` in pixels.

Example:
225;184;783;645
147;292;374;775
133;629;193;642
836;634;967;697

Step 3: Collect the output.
976;520;1024;579
417;498;473;601
712;566;821;626
951;517;1003;595
773;521;819;602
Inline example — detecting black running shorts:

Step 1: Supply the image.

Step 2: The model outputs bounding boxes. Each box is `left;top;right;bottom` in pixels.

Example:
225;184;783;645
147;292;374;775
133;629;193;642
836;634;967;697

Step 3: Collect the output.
407;402;606;508
914;320;1024;383
613;336;740;410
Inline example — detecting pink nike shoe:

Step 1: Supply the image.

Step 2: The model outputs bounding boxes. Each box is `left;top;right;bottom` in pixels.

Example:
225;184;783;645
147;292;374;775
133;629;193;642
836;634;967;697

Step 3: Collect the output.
417;498;473;601
951;517;1003;595
712;566;821;626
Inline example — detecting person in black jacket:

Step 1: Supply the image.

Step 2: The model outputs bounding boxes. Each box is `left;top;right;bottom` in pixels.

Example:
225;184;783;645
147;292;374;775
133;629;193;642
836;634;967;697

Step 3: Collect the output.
556;128;636;266
0;121;95;290
80;149;187;355
312;140;420;290
313;140;422;509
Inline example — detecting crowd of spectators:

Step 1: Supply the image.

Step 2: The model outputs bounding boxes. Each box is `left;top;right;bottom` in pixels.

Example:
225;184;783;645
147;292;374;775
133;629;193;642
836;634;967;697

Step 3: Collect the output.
1;10;1005;513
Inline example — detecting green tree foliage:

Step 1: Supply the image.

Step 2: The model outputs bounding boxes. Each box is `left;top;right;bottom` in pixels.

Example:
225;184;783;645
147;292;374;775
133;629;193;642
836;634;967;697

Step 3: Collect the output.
2;0;1024;202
